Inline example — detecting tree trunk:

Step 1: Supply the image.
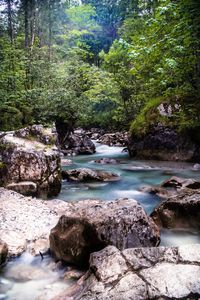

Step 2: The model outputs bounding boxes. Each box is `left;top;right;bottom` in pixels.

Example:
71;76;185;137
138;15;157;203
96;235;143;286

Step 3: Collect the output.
7;0;13;44
23;0;29;48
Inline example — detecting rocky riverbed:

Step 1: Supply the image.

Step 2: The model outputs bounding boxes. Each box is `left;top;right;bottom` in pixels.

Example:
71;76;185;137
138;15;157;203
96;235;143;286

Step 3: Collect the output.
1;126;200;300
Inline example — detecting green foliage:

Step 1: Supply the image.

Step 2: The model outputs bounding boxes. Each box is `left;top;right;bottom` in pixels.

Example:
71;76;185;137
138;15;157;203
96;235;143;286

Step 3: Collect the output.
0;105;23;131
102;0;200;134
130;98;166;137
0;0;199;135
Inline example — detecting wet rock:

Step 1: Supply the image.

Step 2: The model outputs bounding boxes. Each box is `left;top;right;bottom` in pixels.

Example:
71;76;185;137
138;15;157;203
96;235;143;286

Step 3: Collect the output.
161;176;200;190
61;158;73;166
139;185;174;199
49;198;160;267
6;181;37;197
62;168;120;182
64;269;85;281
194;163;200;170
128;125;200;161
98;132;128;147
94;158;120;164
0;242;8;266
0;230;27;257
0;126;61;198
151;190;200;229
70;244;200;300
58;132;96;156
27;238;49;256
5;264;51;281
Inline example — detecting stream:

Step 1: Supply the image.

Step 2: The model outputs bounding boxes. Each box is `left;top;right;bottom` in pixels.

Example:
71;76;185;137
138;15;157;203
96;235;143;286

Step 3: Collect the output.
1;141;200;300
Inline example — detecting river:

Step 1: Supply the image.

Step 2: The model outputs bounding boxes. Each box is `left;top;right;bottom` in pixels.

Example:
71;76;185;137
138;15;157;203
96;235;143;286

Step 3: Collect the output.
0;141;200;299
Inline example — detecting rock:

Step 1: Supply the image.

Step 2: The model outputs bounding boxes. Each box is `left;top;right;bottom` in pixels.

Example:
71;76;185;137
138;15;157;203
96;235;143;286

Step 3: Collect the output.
94;158;120;164
67;244;200;300
61;158;73;166
27;238;49;256
5;264;51;281
64;269;85;281
0;230;27;257
14;125;57;145
0;126;61;198
49;198;160;267
161;176;200;190
139;185;174;199
0;242;8;266
151;190;200;229
98;132;128;147
57;131;96;156
6;181;37;197
194;163;200;170
0;188;68;257
128;125;200;161
62;168;120;182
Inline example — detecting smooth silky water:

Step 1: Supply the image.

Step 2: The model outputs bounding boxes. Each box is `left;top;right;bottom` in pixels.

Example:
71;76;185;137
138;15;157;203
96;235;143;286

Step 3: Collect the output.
1;142;200;299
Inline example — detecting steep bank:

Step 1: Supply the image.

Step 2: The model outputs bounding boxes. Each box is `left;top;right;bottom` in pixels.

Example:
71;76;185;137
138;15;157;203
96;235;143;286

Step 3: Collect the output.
128;125;200;162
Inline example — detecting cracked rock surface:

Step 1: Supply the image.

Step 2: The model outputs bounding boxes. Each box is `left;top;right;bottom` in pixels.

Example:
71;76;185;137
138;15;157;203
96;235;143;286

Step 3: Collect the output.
70;244;200;300
0;125;61;198
49;198;160;266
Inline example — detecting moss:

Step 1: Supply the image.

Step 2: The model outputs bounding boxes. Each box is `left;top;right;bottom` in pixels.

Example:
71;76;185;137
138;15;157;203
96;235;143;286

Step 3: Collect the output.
0;142;14;153
130;97;169;137
0;161;6;169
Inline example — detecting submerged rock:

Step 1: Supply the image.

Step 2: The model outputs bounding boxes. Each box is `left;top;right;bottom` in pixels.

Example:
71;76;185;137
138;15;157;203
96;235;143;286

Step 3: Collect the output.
128;125;200;161
62;168;120;182
0;125;61;197
94;158;120;164
151;190;200;229
49;198;160;267
58;244;200;300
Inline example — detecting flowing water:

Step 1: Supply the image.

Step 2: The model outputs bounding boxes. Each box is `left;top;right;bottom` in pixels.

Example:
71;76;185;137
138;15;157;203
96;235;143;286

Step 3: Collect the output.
59;142;200;246
1;141;200;299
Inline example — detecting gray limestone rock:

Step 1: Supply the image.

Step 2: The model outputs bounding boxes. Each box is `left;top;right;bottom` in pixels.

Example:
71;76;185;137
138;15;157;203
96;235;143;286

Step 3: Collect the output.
0;126;61;198
67;244;200;300
49;199;160;267
62;168;120;182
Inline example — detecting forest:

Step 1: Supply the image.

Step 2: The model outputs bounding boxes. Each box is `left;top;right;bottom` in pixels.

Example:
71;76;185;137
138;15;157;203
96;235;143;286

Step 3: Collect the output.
1;2;200;299
0;0;200;136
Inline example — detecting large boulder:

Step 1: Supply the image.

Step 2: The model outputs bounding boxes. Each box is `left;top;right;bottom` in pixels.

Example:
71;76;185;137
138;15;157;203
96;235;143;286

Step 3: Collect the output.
128;125;200;161
0;125;61;197
57;131;96;156
151;190;200;229
62;244;200;300
62;168;120;182
49;199;160;267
